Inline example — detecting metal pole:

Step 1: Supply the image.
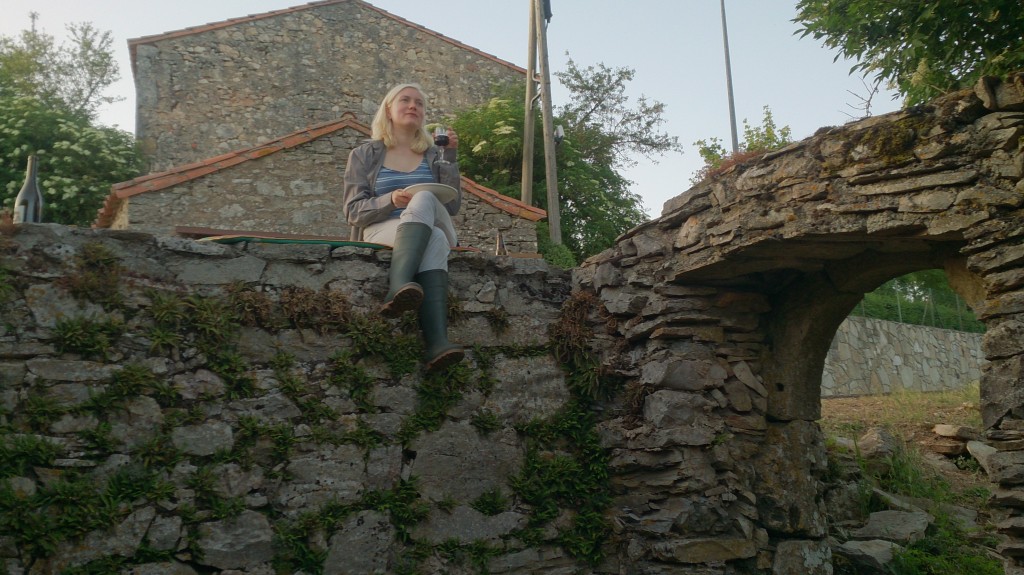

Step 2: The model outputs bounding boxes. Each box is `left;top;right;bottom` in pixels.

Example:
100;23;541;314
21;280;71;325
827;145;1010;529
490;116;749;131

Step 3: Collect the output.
720;0;739;153
521;0;538;206
534;0;561;244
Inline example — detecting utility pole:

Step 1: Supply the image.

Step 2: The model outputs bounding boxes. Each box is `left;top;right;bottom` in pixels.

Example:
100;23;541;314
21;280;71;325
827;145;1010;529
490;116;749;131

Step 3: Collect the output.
720;0;739;153
521;0;538;206
534;0;561;244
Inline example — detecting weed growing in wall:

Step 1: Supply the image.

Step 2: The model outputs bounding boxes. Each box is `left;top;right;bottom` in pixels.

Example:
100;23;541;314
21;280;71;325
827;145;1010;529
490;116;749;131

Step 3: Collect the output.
57;242;124;310
397;362;475;444
505;289;616;565
0;434;60;478
188;465;246;520
328;350;377;413
54;316;124;360
279;286;350;333
0;462;174;562
271;351;339;425
273;478;431;574
470;409;501;436
512;401;612;564
548;290;620;400
345;312;421;377
0;266;14;304
433;538;500;573
470;488;509;516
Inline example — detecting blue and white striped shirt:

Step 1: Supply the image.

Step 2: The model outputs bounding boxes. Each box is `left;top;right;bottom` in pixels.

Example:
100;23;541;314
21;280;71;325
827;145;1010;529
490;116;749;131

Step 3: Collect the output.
375;158;435;218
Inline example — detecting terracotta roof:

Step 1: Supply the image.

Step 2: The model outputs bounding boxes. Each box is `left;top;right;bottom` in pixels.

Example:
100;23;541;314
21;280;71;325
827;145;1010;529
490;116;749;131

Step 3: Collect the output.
127;0;526;78
93;114;546;228
460;177;546;222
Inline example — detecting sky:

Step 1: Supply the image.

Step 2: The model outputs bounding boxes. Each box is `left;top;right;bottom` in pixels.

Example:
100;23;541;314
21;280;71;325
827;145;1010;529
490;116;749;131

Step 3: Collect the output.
0;0;902;218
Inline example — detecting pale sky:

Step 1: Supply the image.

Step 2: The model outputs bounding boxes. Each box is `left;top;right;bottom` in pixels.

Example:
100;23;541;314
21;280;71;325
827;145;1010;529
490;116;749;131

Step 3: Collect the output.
0;0;901;217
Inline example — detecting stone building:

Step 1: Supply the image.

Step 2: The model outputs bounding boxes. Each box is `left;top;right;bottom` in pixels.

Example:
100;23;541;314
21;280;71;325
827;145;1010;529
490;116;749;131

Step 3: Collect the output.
95;0;544;251
131;0;526;171
94;114;545;253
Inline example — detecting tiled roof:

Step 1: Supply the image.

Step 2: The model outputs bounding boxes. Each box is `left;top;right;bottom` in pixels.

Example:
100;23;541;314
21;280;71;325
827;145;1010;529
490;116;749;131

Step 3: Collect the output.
127;0;525;78
93;114;546;228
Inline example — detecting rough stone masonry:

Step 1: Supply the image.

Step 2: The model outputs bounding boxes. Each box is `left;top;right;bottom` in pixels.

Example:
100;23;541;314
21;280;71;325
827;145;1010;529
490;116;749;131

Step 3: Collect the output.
1;72;1022;574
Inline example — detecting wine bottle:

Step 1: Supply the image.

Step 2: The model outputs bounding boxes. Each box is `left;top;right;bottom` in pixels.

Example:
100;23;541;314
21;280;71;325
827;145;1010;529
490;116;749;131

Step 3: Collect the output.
13;155;44;224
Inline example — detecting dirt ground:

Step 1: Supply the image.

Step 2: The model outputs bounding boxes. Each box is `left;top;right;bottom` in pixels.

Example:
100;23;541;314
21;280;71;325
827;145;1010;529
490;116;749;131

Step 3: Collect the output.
820;390;990;494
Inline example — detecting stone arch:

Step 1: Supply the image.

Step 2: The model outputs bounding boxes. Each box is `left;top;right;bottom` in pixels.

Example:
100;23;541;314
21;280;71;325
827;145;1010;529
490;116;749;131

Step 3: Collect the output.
759;241;973;422
578;73;1023;573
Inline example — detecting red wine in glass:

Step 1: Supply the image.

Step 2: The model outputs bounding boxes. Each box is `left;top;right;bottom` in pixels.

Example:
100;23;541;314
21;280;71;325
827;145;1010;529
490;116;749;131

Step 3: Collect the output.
433;126;450;164
433;126;450;147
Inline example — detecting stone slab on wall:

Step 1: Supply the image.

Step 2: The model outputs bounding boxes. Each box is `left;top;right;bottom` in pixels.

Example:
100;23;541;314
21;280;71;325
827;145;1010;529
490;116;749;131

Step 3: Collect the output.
823;316;983;397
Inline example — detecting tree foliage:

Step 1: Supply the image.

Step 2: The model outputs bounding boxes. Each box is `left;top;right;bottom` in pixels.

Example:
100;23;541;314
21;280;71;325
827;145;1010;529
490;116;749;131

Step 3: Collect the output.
691;105;792;184
793;0;1024;105
1;95;141;225
851;270;984;333
0;13;121;117
1;14;140;226
555;58;683;170
451;58;681;261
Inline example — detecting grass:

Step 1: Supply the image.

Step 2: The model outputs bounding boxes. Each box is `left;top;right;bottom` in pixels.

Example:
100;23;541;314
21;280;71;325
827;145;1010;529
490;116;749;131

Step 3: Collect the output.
820;381;983;442
821;382;1001;575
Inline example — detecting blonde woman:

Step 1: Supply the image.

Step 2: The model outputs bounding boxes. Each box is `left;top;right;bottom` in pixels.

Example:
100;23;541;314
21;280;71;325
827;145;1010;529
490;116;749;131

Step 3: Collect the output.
343;84;463;372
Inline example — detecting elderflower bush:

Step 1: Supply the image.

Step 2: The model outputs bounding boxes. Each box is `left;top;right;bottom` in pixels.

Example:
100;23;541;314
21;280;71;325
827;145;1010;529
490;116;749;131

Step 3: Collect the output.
1;95;142;225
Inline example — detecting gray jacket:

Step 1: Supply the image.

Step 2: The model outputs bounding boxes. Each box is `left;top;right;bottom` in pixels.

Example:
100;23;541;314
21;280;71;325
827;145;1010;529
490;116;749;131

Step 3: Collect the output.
342;139;462;241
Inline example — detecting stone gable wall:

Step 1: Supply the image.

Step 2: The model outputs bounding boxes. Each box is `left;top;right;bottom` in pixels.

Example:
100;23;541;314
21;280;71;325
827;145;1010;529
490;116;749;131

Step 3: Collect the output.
133;0;524;172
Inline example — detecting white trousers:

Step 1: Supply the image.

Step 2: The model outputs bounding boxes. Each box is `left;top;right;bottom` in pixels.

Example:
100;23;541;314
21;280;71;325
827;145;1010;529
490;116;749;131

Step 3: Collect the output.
363;191;457;272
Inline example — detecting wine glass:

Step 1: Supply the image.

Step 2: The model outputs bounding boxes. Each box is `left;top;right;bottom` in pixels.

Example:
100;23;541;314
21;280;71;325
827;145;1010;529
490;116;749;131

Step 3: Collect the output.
433;126;450;164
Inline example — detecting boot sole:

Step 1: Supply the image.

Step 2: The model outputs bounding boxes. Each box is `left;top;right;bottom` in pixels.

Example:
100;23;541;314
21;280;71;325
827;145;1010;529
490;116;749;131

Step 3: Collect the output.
380;284;424;318
425;347;465;373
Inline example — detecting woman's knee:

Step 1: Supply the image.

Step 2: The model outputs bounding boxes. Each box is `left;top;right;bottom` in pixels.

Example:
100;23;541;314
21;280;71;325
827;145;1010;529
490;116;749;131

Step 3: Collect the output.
427;227;449;251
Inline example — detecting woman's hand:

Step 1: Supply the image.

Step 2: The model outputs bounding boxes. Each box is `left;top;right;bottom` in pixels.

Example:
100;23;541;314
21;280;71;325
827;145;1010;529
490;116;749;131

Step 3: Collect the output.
445;128;458;149
392;188;412;208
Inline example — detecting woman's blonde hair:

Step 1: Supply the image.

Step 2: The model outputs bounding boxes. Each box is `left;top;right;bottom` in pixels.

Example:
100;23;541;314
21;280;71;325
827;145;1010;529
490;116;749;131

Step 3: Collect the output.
370;83;433;153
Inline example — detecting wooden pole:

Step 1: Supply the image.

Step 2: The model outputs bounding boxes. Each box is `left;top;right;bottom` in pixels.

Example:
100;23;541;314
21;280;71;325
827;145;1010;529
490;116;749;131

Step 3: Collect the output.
534;0;562;245
521;0;538;206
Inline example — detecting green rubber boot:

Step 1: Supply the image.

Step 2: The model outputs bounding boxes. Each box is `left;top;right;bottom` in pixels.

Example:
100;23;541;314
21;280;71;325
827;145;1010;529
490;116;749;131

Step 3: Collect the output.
416;269;464;373
380;223;431;318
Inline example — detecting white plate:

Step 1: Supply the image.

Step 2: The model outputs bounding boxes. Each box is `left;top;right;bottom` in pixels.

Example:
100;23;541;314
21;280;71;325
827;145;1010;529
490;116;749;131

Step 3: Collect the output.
405;183;457;204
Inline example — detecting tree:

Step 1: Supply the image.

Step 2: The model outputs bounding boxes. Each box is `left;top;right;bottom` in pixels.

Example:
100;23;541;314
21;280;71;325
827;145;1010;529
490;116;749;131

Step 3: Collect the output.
793;0;1024;105
555;58;684;170
451;58;682;261
0;12;121;117
1;14;140;226
691;105;792;184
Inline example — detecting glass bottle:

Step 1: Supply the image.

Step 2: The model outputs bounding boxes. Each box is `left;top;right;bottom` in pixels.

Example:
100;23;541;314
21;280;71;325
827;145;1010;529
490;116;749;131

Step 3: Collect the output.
13;155;44;224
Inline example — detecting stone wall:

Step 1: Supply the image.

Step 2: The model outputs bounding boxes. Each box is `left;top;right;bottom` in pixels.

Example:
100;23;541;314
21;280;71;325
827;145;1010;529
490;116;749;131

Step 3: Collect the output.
1;224;574;575
123;133;356;238
823;316;983;396
569;74;1023;573
132;0;524;171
